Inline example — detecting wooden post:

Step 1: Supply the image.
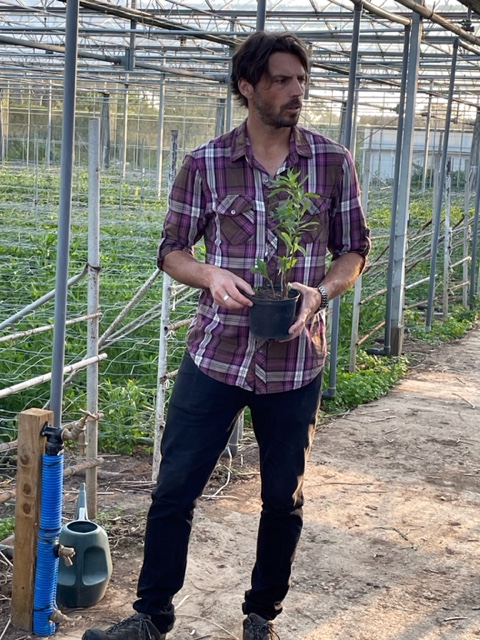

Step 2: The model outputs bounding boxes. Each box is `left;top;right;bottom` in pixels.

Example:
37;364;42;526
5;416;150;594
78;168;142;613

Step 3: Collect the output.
11;408;52;631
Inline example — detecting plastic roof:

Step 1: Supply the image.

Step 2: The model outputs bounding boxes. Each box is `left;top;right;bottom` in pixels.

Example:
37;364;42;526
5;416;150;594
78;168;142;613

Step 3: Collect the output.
1;0;480;114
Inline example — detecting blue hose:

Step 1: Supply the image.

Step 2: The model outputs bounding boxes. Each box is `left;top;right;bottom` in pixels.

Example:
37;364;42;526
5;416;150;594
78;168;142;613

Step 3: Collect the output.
33;453;64;635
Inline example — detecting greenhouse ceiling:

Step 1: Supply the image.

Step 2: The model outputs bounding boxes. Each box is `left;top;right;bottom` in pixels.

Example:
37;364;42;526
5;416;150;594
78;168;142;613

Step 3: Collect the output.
1;0;480;116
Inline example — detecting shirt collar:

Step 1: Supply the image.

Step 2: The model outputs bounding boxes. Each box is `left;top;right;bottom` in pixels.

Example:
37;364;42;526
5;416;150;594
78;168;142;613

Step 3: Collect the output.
231;121;313;164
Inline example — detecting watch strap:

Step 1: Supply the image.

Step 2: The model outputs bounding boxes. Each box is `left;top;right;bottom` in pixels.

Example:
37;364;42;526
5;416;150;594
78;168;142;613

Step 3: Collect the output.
317;284;329;310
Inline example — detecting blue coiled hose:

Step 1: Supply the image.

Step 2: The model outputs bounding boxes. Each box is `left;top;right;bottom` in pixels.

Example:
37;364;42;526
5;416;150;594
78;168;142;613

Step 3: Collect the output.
33;452;64;635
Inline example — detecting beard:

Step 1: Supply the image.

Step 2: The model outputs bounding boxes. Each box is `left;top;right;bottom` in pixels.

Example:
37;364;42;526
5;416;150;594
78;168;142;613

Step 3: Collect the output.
252;91;302;128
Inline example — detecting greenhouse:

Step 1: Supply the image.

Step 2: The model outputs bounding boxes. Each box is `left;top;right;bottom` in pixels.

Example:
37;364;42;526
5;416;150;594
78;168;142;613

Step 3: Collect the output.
1;0;480;636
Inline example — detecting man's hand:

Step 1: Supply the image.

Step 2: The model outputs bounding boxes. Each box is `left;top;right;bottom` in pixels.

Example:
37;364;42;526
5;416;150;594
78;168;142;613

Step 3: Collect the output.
283;282;321;340
283;252;364;340
162;251;254;309
209;269;255;309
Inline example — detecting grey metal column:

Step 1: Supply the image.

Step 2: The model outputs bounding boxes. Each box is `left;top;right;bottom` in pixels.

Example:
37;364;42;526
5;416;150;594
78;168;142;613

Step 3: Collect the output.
86;118;101;518
153;130;179;479
256;0;267;31
49;0;79;428
469;147;480;307
368;25;410;358
225;22;235;132
389;10;422;356
324;2;361;398
421;85;433;193
156;72;165;197
46;80;52;169
121;85;129;178
215;97;226;136
100;92;111;169
342;4;361;150
426;38;459;330
0;89;3;164
121;0;136;179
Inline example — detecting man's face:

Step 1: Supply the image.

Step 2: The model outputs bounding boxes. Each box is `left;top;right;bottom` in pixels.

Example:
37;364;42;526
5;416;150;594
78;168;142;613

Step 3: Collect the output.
251;52;307;128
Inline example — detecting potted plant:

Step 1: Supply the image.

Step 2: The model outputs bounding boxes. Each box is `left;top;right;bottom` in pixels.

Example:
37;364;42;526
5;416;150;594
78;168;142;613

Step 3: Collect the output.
248;168;318;340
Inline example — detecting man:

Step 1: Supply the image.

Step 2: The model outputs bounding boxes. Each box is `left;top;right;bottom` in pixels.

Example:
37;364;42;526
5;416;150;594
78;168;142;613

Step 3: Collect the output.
83;30;370;640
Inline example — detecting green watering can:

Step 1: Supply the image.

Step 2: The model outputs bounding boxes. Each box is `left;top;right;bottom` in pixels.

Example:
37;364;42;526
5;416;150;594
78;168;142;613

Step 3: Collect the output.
56;483;113;608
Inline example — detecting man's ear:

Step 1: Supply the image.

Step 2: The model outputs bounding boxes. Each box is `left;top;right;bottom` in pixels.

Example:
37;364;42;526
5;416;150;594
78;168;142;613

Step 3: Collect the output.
238;78;253;101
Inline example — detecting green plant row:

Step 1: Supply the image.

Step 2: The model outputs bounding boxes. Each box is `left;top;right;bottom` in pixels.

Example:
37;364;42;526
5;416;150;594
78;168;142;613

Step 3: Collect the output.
0;166;478;453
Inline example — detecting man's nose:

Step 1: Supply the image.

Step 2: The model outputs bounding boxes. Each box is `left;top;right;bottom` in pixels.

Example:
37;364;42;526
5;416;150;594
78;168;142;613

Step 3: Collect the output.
292;78;305;95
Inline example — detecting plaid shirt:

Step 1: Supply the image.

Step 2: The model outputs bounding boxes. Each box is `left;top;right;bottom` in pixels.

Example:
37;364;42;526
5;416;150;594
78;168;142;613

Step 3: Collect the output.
158;121;370;394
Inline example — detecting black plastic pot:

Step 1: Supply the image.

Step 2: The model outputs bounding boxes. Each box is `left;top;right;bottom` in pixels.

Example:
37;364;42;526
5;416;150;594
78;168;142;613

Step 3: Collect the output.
248;289;300;340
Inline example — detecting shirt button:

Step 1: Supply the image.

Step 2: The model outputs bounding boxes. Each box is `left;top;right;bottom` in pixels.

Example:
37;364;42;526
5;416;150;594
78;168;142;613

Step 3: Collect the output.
263;176;269;184
231;209;236;214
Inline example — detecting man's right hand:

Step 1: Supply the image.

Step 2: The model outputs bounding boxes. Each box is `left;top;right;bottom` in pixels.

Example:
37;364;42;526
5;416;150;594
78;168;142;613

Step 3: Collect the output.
162;251;254;309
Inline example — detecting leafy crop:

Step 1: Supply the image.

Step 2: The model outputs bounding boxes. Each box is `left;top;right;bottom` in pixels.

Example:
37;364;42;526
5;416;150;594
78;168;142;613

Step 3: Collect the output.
0;166;478;453
251;169;318;298
0;516;15;541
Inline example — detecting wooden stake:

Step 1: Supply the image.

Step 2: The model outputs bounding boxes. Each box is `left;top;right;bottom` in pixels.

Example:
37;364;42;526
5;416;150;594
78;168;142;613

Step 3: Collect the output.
11;408;53;632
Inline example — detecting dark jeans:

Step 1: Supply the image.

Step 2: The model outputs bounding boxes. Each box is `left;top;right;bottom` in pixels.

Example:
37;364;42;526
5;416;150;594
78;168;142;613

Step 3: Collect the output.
134;351;322;632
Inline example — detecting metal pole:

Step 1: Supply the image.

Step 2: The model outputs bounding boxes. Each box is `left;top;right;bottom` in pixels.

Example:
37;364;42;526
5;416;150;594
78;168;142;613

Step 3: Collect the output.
215;97;226;136
463;157;471;307
421;86;433;193
0;89;4;164
5;83;9;161
390;11;422;355
368;25;410;359
100;93;111;170
86;118;101;518
225;19;235;132
226;50;234;131
46;80;52;169
49;0;79;428
256;0;267;31
469;152;480;307
343;4;361;151
324;2;361;398
426;38;459;329
153;130;179;480
156;73;165;197
121;84;129;178
443;158;452;319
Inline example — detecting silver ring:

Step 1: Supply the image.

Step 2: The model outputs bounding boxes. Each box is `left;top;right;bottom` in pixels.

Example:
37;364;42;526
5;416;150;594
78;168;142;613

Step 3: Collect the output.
223;293;230;301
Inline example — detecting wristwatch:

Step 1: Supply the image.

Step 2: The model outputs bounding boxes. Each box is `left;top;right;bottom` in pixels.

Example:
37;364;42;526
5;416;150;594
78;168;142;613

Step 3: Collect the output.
317;284;329;311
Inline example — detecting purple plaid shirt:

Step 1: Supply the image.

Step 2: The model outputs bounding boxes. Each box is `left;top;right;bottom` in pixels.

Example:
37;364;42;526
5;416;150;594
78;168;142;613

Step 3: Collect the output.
158;121;370;394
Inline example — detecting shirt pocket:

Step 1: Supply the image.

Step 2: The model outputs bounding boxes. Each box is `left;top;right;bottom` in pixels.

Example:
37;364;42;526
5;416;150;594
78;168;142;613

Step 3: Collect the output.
299;194;331;244
215;195;255;245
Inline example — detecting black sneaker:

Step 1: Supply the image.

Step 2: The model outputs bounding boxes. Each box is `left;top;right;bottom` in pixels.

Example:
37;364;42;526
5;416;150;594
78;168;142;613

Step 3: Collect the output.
242;613;280;640
82;613;166;640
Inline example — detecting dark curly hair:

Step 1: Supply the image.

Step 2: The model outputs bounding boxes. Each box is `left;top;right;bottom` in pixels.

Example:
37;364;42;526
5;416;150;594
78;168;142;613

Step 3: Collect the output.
230;31;309;108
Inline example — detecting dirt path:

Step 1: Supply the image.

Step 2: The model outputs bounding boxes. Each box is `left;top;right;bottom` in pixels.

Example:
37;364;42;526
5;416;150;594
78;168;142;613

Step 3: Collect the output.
3;328;480;640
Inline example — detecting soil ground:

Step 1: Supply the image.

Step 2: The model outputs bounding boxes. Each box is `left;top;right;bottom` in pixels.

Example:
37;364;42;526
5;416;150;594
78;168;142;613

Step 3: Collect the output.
2;327;480;640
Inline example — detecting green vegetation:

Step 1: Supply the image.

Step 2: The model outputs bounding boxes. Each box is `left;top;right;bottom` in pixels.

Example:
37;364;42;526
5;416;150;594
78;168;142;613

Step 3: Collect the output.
251;169;318;298
322;351;408;416
322;303;478;419
406;305;477;345
0;166;478;453
0;515;15;541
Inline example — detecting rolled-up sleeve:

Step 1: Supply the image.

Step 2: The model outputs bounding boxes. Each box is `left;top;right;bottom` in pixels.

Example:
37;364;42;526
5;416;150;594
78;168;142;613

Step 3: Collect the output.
328;150;371;267
157;154;207;270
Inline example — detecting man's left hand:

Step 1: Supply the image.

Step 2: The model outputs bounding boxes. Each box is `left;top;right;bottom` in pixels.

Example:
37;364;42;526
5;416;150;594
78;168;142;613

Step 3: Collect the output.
281;282;322;341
